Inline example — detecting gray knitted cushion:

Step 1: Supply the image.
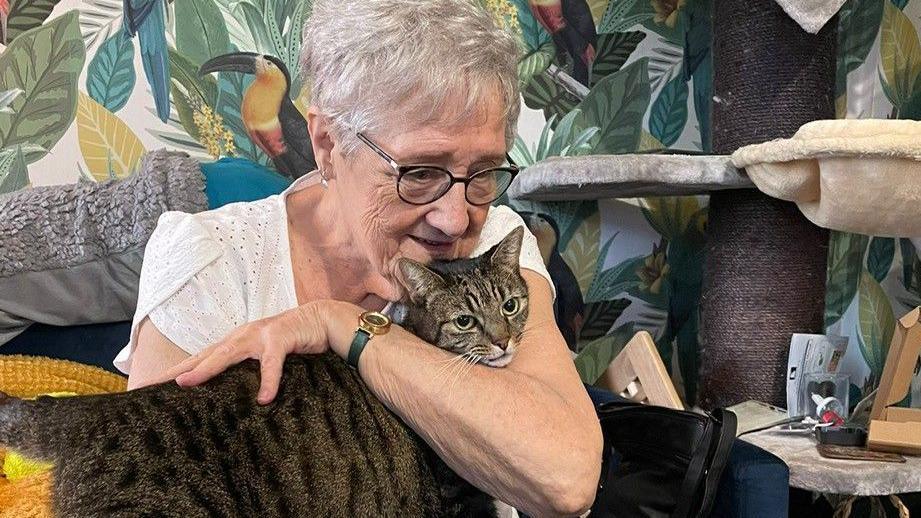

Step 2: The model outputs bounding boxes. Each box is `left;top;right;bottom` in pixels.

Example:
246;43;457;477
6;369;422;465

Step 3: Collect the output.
0;149;208;345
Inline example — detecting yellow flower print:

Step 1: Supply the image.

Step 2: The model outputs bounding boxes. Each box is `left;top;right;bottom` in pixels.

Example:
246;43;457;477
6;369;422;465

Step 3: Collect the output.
637;240;671;294
651;0;686;28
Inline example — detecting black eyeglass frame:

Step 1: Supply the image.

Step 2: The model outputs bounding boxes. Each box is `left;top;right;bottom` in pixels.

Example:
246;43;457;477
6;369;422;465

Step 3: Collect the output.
356;132;519;206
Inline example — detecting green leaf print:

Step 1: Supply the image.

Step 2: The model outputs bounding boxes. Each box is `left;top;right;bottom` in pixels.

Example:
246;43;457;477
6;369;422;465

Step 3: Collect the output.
858;271;895;380
518;41;555;89
898;86;921;119
169;47;219;107
547;200;597;252
649;73;689;147
512;110;600;166
574;58;651;154
170;84;201;142
574;323;636;384
176;0;232;67
685;0;711;150
879;2;921;108
598;0;653;35
590;31;646;88
867;237;895;283
640;196;703;240
522;73;581;125
5;0;60;43
238;0;275;53
0;145;29;194
825;231;869;329
0;11;85;163
87;32;137;112
836;0;884;96
586;248;646;303
580;299;632;341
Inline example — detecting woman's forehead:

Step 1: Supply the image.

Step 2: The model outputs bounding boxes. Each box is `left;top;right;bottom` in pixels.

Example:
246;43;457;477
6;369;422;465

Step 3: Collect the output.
392;132;506;163
383;110;507;163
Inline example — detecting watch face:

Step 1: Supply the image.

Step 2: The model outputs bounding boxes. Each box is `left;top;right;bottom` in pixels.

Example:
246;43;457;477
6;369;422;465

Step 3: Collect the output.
364;313;389;327
359;311;391;335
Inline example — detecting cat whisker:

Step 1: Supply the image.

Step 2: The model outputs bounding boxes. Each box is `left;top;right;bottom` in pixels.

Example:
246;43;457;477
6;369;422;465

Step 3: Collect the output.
444;352;479;393
434;352;476;390
432;353;470;382
448;354;481;394
430;352;470;364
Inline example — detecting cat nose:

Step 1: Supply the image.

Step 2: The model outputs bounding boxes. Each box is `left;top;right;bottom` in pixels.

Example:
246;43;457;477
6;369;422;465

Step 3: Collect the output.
492;339;509;351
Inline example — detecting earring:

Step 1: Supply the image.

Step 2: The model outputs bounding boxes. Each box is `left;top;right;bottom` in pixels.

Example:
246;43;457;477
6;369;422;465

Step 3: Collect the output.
318;169;329;188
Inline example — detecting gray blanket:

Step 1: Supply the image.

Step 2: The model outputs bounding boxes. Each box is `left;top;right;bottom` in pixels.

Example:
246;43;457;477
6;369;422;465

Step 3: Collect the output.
0;149;208;346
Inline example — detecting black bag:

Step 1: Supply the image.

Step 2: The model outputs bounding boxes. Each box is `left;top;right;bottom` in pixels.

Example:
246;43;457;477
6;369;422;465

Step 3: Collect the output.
590;400;737;518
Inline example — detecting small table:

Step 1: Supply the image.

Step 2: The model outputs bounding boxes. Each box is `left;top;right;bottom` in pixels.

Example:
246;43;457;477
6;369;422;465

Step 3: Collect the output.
742;428;921;515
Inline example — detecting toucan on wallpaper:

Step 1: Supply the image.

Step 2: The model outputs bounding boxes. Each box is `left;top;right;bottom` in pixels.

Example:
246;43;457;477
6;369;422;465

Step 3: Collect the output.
1;0;920;407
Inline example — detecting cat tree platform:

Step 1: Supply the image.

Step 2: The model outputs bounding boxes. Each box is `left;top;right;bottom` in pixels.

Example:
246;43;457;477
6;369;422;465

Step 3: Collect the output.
507;154;754;201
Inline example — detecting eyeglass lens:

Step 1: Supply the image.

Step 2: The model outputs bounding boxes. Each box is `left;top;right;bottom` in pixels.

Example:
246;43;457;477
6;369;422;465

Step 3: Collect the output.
398;167;515;205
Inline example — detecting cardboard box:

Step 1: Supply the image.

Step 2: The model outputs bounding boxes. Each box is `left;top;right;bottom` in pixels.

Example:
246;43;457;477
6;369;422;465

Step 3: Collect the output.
867;308;921;456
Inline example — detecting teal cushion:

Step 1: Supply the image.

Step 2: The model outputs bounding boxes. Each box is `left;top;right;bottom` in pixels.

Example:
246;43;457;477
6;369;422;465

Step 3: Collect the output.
201;157;292;209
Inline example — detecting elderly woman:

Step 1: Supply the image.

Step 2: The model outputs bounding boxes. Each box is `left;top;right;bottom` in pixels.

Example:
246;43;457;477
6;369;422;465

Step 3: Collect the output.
114;0;602;515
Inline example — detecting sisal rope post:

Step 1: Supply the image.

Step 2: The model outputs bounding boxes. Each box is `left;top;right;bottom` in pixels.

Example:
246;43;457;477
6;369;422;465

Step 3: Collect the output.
699;0;835;408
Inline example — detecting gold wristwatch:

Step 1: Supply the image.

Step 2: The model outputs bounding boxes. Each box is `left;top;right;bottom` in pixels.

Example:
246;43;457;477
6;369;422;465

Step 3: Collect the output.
347;311;392;369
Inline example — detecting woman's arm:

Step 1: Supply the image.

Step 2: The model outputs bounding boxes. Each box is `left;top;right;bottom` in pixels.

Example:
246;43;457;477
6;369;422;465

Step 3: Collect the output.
167;271;602;516
354;271;603;516
126;318;191;390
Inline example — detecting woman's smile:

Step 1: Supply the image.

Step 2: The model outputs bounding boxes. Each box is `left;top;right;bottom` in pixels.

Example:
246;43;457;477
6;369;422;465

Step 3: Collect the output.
409;234;456;257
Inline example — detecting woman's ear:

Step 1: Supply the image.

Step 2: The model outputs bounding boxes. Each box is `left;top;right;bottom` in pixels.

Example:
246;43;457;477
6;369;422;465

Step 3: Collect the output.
306;106;336;177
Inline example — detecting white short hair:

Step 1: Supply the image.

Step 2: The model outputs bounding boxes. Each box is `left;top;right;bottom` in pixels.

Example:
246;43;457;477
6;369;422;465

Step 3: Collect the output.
299;0;521;156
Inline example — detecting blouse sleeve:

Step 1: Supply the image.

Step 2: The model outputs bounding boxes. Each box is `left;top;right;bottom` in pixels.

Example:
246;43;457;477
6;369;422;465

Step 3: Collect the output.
113;211;245;373
146;261;247;355
474;206;556;301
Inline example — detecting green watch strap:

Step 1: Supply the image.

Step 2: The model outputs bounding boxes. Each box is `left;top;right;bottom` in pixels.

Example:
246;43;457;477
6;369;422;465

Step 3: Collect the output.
347;328;372;369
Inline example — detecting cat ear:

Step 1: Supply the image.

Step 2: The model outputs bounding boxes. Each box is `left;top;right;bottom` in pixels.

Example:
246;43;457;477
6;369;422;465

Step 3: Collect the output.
398;258;445;302
487;226;524;270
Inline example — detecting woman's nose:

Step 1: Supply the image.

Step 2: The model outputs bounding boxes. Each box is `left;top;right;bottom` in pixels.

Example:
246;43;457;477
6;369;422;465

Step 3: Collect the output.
427;184;469;238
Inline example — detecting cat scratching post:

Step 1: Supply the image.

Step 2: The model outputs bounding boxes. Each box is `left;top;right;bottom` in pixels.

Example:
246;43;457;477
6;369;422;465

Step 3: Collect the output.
698;0;835;408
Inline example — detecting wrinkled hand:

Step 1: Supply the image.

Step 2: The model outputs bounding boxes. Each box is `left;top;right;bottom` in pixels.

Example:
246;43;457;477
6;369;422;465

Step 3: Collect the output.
153;301;354;404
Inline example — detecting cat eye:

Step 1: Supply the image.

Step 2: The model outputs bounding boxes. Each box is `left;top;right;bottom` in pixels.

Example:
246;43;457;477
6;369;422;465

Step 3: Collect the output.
454;315;476;330
502;298;520;316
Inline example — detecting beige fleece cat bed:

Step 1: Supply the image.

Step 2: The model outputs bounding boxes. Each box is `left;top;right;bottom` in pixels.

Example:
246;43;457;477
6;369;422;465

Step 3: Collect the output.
731;119;921;237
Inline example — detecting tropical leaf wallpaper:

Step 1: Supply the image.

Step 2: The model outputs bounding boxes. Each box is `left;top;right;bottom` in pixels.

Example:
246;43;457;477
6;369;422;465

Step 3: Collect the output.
1;0;918;408
504;0;712;404
829;0;921;409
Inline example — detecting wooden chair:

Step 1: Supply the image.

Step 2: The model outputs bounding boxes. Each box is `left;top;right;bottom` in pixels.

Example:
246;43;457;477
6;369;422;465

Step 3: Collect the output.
595;330;684;410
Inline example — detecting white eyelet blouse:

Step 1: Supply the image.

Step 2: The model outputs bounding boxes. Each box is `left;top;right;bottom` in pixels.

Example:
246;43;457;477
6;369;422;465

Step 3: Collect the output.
114;171;554;374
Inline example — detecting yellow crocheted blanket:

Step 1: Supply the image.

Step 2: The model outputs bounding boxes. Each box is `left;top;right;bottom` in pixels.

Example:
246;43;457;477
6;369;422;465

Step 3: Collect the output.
0;355;127;518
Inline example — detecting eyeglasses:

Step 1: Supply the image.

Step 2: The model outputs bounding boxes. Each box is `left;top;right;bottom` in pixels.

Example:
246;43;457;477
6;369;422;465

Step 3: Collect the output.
356;132;518;206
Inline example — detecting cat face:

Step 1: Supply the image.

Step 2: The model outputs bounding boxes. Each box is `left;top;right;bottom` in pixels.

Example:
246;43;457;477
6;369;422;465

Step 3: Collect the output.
398;227;529;367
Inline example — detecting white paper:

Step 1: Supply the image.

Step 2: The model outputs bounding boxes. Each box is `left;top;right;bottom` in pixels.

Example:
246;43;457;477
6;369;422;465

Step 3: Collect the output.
786;334;849;417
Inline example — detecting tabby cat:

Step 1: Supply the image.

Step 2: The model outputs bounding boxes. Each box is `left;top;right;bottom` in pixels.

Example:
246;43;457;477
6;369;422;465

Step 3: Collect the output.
0;227;529;517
